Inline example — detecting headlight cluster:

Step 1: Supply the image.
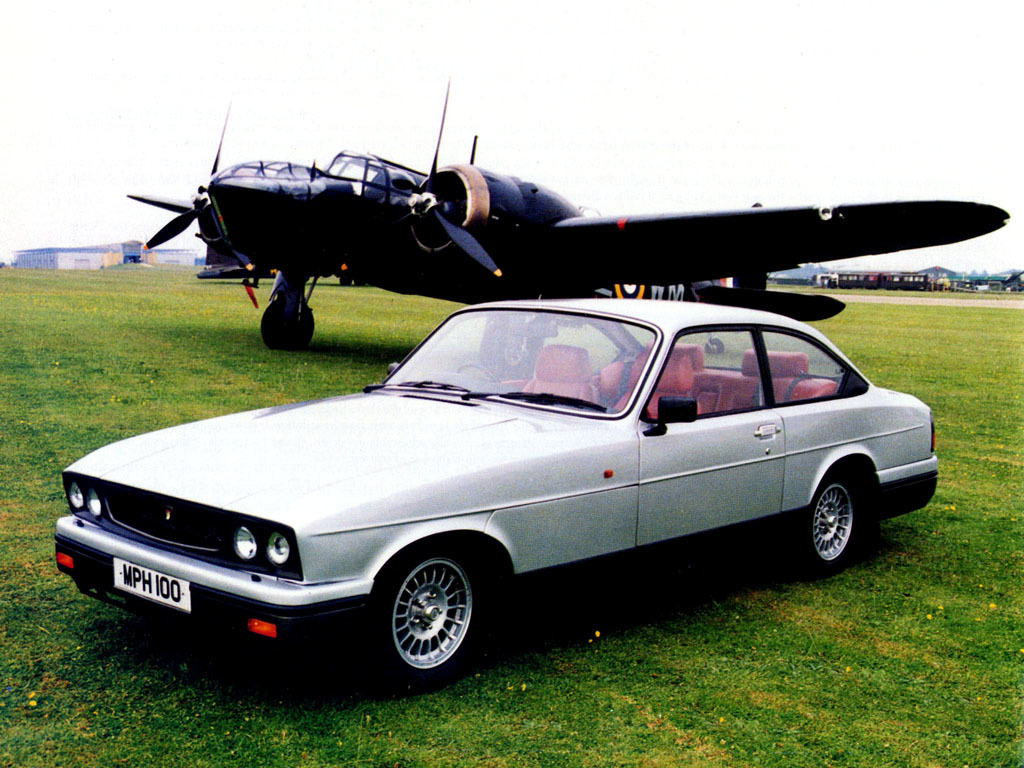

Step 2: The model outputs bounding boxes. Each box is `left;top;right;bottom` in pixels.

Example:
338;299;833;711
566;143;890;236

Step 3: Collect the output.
64;473;300;578
232;525;291;566
67;481;103;519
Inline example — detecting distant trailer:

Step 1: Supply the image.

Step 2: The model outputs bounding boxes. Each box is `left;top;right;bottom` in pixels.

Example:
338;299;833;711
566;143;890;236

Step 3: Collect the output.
836;272;881;289
836;272;931;291
880;272;930;291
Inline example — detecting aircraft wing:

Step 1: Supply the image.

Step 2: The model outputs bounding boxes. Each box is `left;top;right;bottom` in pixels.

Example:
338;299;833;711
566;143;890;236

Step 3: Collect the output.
548;201;1009;283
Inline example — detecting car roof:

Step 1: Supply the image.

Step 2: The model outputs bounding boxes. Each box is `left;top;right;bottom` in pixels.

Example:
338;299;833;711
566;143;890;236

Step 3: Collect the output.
467;298;815;334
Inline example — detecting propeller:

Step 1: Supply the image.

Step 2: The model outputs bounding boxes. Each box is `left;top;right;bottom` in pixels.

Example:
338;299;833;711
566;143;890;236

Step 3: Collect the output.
145;206;200;249
430;206;502;276
425;82;450;194
406;82;502;277
130;107;251;276
210;103;231;176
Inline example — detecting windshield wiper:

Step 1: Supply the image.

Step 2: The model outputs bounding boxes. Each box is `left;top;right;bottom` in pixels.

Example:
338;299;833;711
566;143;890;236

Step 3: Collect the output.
463;391;607;412
365;380;470;394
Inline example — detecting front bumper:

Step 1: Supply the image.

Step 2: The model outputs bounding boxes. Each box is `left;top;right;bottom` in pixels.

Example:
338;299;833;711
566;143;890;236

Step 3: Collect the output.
55;519;370;640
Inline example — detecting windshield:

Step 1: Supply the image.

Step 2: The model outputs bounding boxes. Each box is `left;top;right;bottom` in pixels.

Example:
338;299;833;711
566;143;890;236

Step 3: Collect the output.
386;309;658;415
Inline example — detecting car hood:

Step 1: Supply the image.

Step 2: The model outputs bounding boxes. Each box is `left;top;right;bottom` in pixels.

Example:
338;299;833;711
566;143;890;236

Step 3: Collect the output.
67;392;630;530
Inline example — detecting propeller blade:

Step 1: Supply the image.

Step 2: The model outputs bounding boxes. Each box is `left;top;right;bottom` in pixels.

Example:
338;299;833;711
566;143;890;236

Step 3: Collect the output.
211;104;232;176
127;194;192;214
146;209;199;249
426;81;451;193
470;135;478;165
430;208;502;277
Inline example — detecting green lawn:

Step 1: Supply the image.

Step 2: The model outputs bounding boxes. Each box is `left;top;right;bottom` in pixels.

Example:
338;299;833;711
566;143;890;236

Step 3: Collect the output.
1;267;1020;767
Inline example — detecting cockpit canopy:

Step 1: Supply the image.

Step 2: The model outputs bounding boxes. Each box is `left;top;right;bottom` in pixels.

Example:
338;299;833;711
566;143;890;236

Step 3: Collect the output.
326;152;423;201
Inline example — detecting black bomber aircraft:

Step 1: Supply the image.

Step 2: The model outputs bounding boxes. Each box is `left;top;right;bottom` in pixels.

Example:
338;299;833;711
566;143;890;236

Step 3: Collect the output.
131;96;1010;349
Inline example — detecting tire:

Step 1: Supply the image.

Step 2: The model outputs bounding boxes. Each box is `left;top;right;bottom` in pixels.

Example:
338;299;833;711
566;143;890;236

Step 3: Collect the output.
801;473;865;575
260;294;314;350
371;549;481;690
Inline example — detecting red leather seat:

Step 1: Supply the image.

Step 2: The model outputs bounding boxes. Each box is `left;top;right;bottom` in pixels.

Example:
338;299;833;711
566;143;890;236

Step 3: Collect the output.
523;345;598;402
644;344;704;420
693;349;762;414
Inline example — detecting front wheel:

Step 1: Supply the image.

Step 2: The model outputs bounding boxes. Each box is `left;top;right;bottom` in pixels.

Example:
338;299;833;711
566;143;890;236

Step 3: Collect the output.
260;293;314;350
371;551;479;689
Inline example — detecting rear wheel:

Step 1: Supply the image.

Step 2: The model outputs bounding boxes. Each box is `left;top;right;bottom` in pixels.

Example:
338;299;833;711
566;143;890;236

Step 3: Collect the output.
801;473;870;575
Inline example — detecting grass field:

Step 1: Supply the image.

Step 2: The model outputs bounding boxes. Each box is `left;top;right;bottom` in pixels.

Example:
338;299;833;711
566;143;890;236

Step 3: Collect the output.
1;267;1021;767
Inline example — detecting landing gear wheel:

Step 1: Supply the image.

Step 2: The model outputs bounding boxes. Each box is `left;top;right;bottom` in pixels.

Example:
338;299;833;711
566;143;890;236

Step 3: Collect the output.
260;294;314;350
371;550;480;690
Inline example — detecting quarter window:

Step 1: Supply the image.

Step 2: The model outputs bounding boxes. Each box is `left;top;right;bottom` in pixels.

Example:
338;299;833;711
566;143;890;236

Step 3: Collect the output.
760;331;846;403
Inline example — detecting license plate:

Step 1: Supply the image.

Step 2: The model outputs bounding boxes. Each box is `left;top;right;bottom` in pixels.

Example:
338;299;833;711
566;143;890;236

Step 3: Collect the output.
113;557;192;613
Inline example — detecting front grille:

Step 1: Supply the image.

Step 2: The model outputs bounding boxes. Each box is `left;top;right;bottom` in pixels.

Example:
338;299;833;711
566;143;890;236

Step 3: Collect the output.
62;473;304;581
107;489;225;552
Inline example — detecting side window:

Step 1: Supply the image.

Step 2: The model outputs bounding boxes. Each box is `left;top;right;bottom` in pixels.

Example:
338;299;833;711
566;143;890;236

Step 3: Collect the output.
761;331;846;404
364;163;387;202
646;329;762;419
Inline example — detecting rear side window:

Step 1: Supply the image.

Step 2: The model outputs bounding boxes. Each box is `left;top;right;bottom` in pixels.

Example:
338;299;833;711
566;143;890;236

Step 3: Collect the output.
761;331;849;404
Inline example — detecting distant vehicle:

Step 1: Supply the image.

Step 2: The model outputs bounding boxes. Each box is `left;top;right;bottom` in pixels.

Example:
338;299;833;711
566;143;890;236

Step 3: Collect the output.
835;271;932;291
56;299;937;687
815;272;838;288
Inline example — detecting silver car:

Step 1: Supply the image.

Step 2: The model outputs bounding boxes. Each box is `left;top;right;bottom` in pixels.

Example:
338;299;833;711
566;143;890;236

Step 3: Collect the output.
55;299;936;686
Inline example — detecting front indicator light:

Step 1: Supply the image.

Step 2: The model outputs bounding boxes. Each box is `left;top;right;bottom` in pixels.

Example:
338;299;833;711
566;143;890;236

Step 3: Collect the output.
86;488;103;518
68;482;84;510
266;532;290;566
247;618;278;638
233;527;257;560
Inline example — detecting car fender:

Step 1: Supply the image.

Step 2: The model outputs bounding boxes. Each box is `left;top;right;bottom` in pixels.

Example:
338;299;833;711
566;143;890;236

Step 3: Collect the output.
303;511;507;590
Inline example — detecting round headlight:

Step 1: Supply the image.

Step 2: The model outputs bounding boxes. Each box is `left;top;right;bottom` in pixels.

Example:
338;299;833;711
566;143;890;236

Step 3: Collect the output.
232;526;257;560
86;488;103;518
68;482;84;510
266;532;290;566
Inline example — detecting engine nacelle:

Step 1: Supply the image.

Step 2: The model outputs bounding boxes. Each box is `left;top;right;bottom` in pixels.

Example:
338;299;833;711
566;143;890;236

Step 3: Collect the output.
411;164;581;254
412;164;491;253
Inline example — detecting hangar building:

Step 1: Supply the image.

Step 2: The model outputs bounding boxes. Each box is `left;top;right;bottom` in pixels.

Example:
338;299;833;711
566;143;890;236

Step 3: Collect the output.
12;241;200;269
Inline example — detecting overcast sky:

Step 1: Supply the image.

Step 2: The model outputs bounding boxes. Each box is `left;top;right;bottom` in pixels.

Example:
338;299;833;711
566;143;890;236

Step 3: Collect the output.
2;0;1019;272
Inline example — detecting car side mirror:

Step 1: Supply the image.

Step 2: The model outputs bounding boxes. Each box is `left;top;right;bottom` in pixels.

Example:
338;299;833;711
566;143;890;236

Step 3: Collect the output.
386;362;399;376
659;396;697;424
644;396;697;436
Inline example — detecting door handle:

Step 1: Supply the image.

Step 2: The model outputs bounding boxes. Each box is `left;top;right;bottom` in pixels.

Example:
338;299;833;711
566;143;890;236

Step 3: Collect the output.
754;423;779;438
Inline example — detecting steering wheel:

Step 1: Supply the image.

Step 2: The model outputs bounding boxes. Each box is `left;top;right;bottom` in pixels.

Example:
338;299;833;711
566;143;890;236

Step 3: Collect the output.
457;364;499;387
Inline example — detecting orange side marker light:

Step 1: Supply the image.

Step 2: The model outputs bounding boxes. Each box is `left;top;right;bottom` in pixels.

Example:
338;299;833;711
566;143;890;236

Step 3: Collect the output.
247;618;278;638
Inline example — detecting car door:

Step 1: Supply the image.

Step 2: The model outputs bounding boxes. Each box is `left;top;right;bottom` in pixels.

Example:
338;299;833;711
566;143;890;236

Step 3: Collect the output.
637;328;785;546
